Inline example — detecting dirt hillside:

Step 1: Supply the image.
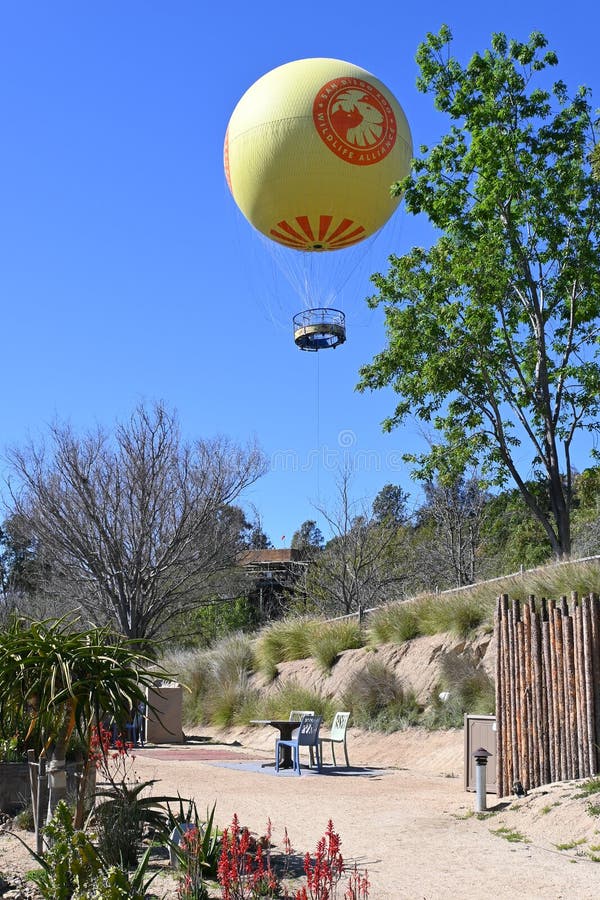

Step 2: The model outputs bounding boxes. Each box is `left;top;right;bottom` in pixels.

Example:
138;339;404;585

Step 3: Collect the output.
248;628;496;705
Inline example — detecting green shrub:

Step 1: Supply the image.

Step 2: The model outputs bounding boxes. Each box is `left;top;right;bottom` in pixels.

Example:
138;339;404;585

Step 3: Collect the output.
167;596;262;649
341;658;419;733
309;619;364;671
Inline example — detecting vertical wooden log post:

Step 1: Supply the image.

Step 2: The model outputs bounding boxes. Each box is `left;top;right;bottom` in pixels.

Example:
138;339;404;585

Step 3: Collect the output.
573;598;587;776
522;602;534;789
591;594;600;760
582;594;596;775
500;594;512;797
562;597;579;778
495;597;506;798
548;603;561;781
541;603;555;783
530;598;544;787
508;599;520;786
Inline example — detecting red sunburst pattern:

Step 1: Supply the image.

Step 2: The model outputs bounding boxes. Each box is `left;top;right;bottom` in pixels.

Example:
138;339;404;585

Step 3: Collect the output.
269;214;366;250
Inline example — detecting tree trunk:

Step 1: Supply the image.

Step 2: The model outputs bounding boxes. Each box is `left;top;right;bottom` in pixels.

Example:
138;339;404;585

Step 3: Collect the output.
46;701;74;824
46;748;68;825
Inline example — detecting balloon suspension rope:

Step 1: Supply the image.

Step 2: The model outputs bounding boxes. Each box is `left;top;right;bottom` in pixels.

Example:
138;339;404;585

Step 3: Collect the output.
315;350;321;504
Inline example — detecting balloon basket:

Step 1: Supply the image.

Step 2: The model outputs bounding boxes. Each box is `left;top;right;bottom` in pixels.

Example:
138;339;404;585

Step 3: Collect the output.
293;308;346;351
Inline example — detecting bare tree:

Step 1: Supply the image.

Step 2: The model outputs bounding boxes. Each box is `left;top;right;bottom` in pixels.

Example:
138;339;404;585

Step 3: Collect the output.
297;471;410;616
5;403;267;643
415;476;488;589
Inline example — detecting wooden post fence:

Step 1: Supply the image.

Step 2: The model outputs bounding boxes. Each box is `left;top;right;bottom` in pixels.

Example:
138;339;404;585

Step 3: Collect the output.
496;592;600;797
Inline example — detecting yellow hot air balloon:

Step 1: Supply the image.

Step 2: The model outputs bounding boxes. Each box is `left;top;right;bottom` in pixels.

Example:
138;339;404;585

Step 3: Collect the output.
224;58;412;349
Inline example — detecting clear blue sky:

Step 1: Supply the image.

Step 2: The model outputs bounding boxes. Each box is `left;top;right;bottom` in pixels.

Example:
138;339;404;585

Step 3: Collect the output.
0;1;598;546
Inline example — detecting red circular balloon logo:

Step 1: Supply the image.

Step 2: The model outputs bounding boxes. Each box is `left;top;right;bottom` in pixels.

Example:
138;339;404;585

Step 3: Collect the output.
313;76;398;166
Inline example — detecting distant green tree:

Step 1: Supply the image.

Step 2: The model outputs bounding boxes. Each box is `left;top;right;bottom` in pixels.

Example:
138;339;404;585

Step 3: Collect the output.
244;513;273;550
291;520;324;555
372;484;410;526
478;487;551;572
570;467;600;557
0;515;42;599
166;596;261;649
358;28;600;560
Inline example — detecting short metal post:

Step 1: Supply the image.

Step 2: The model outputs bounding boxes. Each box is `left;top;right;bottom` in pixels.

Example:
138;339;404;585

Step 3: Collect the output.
472;747;491;813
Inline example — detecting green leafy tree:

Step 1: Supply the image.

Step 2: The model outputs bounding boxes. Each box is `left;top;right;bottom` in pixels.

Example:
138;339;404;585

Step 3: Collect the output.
570;466;600;556
243;509;273;550
358;28;600;559
478;486;551;572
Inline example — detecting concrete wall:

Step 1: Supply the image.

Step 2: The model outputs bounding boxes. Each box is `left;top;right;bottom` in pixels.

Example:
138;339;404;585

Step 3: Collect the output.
145;684;184;744
0;761;83;815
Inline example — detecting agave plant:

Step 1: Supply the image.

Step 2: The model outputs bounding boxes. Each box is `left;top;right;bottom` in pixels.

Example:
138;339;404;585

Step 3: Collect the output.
0;615;166;824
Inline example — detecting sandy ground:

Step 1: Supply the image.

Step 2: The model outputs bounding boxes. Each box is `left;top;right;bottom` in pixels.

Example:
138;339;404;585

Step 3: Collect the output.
2;725;600;899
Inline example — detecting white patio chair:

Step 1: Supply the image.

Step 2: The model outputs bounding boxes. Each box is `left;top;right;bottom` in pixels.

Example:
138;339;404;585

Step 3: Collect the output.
319;711;350;767
276;715;323;775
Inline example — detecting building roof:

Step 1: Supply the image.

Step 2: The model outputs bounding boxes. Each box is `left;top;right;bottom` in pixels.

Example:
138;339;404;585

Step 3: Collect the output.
238;548;304;566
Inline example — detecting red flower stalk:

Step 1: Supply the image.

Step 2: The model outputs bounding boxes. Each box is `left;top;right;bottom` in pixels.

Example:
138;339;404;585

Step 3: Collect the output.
217;814;280;899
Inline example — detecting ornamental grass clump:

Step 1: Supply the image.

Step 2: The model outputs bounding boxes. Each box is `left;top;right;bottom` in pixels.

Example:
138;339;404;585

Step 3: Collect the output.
308;619;365;672
367;601;422;645
423;653;495;729
254;618;321;680
167;633;260;727
259;680;334;723
367;591;490;646
416;594;489;639
341;658;419;732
